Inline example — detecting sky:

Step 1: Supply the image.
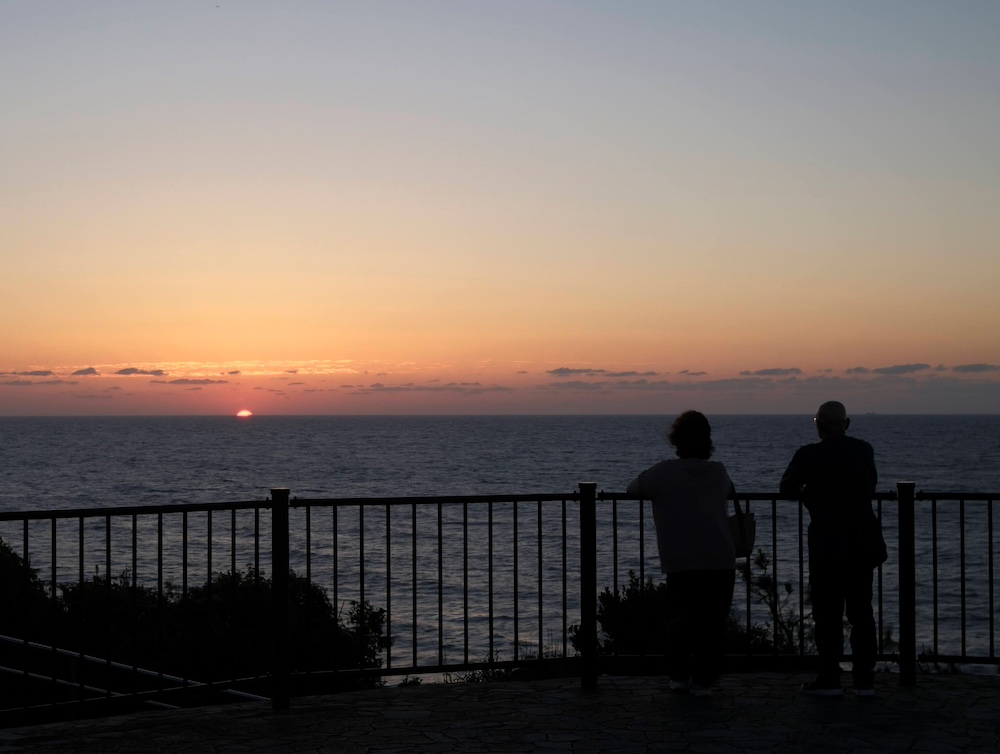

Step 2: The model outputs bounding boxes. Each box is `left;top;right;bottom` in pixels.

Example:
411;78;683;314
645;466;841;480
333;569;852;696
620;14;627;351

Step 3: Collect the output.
2;1;999;416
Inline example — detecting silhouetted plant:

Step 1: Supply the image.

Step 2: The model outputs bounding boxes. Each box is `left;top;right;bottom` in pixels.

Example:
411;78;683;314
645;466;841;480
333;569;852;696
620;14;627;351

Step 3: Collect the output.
0;537;52;643
738;548;812;653
571;555;810;657
0;533;390;699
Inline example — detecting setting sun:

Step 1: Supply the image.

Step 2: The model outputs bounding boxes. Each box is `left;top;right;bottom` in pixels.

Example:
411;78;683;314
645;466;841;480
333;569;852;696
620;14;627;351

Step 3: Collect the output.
236;410;253;417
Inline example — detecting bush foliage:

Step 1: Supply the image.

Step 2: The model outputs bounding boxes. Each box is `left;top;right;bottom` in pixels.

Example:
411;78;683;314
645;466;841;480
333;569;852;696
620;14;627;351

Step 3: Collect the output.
571;549;811;657
0;536;389;702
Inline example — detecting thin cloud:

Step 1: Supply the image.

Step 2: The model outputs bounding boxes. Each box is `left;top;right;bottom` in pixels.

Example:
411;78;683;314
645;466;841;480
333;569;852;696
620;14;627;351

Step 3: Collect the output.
0;379;77;387
225;370;242;375
537;376;785;393
352;381;512;395
871;363;931;375
680;370;707;377
116;368;167;377
952;363;1000;373
540;380;611;391
547;367;657;378
72;367;100;376
167;379;229;385
548;367;607;377
740;368;802;377
846;367;870;374
5;370;56;377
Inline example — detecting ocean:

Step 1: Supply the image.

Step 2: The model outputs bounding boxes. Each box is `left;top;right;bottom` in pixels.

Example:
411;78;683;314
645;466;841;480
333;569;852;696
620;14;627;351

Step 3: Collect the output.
1;414;998;670
3;414;999;510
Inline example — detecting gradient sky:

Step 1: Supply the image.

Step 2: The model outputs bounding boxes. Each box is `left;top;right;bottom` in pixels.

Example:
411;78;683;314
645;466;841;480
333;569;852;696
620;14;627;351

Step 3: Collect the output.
2;1;999;415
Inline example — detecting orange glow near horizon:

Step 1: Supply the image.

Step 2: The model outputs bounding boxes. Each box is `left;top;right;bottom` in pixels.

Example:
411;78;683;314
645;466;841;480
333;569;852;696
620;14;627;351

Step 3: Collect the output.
236;409;253;417
2;4;999;416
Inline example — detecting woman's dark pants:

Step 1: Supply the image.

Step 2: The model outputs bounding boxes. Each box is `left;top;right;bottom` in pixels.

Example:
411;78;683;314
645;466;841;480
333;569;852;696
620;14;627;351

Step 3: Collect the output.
664;569;736;686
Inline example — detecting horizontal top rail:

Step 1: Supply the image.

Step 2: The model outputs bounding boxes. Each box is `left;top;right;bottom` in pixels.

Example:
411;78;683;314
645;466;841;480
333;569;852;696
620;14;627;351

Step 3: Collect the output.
0;499;271;521
291;492;582;507
912;492;1000;500
600;490;901;503
2;489;998;521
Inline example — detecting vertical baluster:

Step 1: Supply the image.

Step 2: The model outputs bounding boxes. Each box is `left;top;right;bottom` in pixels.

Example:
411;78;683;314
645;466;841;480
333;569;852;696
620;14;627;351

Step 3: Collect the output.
21;520;29;706
157;513;164;693
488;501;495;662
254;506;262;682
932;498;939;655
437;502;444;667
385;503;393;671
270;488;290;711
537;498;543;661
411;503;417;668
131;513;138;695
78;515;85;701
638;497;646;656
797;498;805;656
579;482;597;689
897;481;917;686
876;498;884;657
305;504;312;591
959;497;967;657
561;498;568;657
331;503;339;674
358;503;366;671
206;510;213;688
771;498;778;654
612;496;619;605
331;505;338;640
50;518;57;700
513;500;519;661
105;514;112;697
230;508;237;686
989;497;995;660
464;501;470;665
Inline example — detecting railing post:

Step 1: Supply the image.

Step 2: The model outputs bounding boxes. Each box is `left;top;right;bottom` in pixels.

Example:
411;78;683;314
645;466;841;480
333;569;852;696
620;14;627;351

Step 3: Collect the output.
897;481;916;686
579;482;598;689
271;488;291;710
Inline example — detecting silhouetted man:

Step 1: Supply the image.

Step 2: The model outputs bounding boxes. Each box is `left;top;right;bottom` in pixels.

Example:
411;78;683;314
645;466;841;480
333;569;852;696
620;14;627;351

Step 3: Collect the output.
780;401;881;697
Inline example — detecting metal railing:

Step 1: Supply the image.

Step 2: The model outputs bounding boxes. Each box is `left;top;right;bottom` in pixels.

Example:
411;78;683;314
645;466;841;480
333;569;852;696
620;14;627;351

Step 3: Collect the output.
0;481;996;725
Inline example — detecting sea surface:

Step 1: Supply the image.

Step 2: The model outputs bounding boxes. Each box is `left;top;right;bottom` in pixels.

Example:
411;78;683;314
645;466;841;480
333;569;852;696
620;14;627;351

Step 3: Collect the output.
1;414;998;670
2;414;999;509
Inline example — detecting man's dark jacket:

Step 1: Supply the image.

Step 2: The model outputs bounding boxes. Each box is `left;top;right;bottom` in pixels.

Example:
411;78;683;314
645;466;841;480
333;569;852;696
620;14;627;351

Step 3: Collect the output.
780;435;879;570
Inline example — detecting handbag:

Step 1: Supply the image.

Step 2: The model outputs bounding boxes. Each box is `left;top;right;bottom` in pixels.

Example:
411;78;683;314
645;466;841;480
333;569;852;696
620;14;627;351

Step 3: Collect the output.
851;512;888;569
728;499;756;559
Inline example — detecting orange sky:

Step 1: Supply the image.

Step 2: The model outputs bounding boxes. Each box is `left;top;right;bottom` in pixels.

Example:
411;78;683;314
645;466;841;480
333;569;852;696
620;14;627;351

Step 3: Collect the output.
2;3;999;415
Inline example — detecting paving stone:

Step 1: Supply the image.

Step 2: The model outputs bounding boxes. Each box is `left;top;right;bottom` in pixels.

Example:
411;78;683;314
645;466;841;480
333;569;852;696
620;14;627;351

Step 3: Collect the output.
1;672;998;753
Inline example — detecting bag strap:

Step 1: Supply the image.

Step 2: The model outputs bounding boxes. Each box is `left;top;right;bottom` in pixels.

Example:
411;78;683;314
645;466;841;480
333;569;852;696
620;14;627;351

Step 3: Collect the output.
732;498;745;523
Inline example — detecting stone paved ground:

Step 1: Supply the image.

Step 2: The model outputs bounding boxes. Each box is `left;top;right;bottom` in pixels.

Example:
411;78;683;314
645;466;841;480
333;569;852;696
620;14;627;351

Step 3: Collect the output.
1;672;997;753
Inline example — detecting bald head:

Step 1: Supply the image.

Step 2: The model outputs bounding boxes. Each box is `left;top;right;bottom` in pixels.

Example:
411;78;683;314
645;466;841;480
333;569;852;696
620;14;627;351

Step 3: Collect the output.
814;401;849;437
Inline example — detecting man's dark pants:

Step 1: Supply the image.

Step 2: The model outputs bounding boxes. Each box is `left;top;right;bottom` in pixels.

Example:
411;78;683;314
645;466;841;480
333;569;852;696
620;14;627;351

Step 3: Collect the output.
810;563;877;687
664;569;735;686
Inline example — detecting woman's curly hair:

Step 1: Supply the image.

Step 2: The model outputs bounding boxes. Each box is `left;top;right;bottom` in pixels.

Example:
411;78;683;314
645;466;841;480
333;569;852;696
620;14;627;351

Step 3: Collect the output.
667;410;715;460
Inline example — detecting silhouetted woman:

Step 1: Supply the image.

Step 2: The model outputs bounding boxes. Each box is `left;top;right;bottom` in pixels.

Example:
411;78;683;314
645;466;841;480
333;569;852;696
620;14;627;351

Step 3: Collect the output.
626;410;736;696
